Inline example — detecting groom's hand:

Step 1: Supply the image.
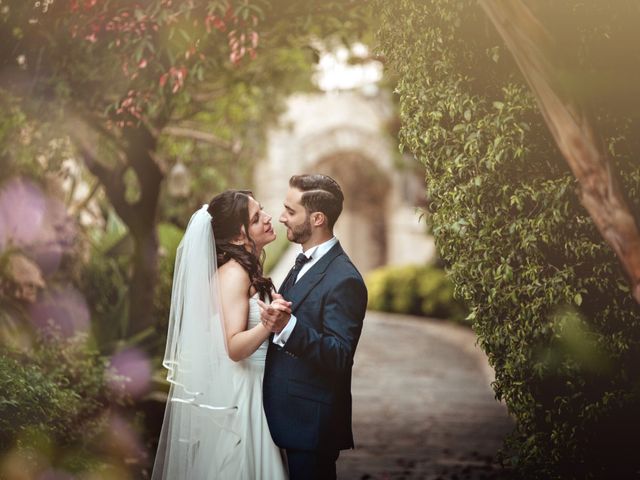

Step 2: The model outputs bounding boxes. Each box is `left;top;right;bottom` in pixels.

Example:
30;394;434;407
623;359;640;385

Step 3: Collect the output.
257;297;292;333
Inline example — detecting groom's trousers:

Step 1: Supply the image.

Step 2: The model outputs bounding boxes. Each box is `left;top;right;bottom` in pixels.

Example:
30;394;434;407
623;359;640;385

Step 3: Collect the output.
286;449;340;480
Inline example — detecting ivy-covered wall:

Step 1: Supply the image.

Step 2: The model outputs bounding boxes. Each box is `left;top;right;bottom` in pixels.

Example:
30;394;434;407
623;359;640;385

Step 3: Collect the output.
377;1;640;477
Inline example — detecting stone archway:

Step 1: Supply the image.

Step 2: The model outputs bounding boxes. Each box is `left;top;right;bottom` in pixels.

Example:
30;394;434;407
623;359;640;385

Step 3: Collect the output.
313;151;391;274
255;91;435;283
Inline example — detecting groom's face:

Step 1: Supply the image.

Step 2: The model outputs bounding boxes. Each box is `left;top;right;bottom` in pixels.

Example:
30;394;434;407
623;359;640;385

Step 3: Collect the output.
280;187;312;244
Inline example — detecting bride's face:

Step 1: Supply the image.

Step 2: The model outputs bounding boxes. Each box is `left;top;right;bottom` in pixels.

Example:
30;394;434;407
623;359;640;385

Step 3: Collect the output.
245;196;276;250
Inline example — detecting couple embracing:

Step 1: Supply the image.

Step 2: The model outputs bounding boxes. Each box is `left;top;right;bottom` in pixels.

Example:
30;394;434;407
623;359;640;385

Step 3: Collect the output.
151;174;368;479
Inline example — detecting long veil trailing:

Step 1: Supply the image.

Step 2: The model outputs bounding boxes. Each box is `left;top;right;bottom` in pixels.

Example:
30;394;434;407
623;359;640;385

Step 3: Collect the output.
152;205;240;479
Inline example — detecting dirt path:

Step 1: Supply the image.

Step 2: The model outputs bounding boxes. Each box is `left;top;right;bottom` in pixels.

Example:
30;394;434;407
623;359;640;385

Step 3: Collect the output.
337;311;515;480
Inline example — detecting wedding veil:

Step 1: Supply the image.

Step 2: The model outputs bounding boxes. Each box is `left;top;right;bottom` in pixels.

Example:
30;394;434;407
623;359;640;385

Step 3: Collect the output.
152;205;240;479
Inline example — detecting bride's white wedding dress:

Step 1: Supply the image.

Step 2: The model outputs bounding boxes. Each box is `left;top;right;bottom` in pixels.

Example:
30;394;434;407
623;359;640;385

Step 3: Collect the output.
151;206;287;480
225;293;288;479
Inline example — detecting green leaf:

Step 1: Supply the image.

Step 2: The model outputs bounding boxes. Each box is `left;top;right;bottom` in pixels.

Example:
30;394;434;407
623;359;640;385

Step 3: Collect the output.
574;293;582;306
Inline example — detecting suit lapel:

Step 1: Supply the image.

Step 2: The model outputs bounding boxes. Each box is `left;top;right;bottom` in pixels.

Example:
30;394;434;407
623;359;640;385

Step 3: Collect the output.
285;242;344;313
278;268;296;296
288;270;325;313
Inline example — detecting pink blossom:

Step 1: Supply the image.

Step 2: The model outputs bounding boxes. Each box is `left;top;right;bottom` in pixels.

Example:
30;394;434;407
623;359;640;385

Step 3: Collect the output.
28;284;90;337
0;178;46;251
107;348;152;399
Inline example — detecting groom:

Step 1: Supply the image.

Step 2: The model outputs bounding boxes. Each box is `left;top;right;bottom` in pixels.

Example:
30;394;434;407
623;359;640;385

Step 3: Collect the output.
259;174;368;480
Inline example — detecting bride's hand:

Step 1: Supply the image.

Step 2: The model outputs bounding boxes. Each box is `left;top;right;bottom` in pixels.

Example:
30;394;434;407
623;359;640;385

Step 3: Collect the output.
257;298;292;333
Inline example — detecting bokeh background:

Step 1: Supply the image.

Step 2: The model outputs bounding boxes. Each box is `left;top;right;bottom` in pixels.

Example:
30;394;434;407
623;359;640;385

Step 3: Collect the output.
2;1;640;479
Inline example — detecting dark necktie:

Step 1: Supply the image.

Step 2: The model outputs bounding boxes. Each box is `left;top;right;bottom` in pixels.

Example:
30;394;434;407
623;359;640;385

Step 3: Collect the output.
280;253;311;293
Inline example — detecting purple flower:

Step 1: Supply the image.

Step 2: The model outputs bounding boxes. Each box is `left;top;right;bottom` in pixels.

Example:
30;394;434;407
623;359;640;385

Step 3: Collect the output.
28;284;90;337
107;348;152;399
0;178;46;251
0;177;76;276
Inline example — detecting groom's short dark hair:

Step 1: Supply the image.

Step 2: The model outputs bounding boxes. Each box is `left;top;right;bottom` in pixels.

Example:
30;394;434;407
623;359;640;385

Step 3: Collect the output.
289;174;344;230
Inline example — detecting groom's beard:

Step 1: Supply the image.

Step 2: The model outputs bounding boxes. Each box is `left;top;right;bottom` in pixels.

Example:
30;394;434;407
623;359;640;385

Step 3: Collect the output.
287;216;312;244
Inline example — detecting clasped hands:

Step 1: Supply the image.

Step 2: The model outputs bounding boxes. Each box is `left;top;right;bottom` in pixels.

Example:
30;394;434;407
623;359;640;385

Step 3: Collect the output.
257;293;292;333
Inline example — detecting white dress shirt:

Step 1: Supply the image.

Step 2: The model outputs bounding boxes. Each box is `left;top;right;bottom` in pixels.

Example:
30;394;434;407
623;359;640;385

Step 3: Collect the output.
272;237;338;346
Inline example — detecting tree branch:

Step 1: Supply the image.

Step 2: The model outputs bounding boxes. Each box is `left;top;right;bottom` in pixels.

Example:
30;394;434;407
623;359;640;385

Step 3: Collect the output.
479;0;640;303
162;125;233;150
69;178;100;217
71;131;134;226
119;123;163;231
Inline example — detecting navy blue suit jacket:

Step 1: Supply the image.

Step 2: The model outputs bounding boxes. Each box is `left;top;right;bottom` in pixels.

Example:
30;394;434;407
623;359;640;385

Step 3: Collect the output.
263;241;367;452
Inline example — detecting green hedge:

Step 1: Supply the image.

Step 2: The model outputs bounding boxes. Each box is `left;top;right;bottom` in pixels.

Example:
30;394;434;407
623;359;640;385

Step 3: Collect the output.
378;1;640;478
0;330;122;454
366;264;468;322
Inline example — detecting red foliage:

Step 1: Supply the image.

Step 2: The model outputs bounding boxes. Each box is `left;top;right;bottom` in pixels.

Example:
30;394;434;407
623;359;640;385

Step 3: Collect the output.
66;1;261;71
49;1;262;126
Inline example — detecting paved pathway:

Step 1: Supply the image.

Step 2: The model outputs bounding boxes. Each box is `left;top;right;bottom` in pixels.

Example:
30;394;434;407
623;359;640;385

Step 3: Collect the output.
337;311;515;480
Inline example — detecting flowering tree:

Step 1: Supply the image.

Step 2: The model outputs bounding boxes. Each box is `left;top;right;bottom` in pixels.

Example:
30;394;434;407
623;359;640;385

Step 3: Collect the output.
1;0;266;335
0;0;369;336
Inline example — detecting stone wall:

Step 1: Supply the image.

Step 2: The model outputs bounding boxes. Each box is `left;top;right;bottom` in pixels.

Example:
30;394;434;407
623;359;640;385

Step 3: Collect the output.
254;90;434;274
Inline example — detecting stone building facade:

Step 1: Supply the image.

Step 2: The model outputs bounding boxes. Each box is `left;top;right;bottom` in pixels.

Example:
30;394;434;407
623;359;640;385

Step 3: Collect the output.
254;89;435;276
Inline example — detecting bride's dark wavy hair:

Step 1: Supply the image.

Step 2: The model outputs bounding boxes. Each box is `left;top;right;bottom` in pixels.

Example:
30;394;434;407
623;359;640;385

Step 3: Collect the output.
207;190;274;301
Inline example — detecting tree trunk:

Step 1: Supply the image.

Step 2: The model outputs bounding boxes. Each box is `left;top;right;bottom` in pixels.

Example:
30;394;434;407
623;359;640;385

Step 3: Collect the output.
121;125;164;336
129;223;159;336
74;120;165;335
479;0;640;303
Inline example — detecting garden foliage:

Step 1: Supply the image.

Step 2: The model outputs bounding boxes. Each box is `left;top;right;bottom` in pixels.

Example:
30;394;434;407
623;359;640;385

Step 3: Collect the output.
378;0;640;477
0;330;123;456
366;264;467;322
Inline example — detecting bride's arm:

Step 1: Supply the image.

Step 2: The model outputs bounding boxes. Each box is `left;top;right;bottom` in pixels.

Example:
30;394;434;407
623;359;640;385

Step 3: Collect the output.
218;261;271;362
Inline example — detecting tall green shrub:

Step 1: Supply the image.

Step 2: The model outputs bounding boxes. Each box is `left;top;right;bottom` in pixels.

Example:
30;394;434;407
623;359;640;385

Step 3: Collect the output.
378;1;640;477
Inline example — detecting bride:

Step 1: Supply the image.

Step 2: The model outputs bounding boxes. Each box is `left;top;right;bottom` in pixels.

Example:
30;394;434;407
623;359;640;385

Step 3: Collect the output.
152;190;289;479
